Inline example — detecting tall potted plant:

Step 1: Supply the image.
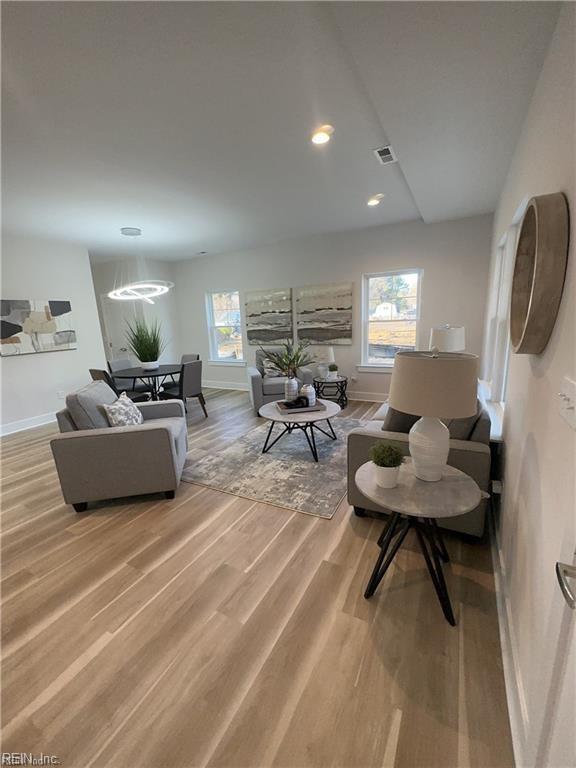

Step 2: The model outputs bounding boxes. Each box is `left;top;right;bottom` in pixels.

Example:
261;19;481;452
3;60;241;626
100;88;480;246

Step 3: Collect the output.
126;319;166;370
260;341;315;401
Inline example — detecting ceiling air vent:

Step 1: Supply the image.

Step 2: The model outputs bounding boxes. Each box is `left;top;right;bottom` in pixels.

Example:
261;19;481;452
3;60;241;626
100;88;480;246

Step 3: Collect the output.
373;145;398;165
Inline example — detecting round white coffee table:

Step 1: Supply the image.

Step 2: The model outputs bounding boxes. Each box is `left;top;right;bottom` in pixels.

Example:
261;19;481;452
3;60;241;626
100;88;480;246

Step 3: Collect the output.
258;398;341;462
355;458;482;625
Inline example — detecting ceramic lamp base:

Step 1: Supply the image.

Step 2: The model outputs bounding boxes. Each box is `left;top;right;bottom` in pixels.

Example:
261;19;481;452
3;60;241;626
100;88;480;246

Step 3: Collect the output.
408;416;449;482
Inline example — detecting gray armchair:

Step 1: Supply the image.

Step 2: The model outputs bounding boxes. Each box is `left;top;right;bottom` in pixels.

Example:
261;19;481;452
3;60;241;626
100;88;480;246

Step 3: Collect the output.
247;348;313;413
51;381;188;512
347;402;491;537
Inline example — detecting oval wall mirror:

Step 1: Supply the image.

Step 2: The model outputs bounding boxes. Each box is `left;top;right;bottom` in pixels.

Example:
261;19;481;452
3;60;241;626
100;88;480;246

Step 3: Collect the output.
510;192;569;354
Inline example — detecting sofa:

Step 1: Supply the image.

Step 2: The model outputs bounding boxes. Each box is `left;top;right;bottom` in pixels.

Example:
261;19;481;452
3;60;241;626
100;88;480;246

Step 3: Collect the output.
247;348;313;413
347;402;491;537
51;381;188;512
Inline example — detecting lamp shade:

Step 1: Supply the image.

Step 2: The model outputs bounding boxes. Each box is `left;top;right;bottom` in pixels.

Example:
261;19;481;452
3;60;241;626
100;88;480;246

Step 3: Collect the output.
312;346;335;365
429;325;466;352
389;351;478;418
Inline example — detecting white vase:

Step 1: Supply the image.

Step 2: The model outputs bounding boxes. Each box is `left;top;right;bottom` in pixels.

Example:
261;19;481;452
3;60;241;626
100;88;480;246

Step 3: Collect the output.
284;377;299;401
408;416;450;481
141;360;159;371
327;370;339;380
372;462;400;489
300;384;316;406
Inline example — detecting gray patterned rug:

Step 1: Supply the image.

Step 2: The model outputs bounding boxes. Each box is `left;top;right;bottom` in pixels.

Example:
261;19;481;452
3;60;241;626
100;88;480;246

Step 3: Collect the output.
181;417;364;519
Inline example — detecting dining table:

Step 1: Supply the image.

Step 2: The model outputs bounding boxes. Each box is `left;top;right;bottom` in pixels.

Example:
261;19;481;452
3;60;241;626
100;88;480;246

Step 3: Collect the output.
112;364;182;400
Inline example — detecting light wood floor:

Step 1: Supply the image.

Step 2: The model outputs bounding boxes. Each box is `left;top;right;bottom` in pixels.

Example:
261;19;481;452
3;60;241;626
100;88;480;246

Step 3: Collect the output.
1;390;514;768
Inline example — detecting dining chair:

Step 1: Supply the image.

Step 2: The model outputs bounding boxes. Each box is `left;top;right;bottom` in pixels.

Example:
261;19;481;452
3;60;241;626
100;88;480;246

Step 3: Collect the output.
161;360;207;417
108;358;151;394
90;369;150;402
180;354;200;364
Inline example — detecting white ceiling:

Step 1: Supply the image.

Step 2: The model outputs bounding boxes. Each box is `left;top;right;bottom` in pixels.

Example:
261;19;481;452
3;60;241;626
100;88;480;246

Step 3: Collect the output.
2;2;559;262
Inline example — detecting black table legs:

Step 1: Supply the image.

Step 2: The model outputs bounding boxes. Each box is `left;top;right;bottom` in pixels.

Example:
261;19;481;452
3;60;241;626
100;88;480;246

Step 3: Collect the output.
364;514;456;626
262;419;337;462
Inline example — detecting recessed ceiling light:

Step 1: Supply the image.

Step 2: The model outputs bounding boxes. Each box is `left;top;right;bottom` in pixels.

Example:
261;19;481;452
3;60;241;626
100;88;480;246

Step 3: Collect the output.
311;124;335;145
120;227;142;237
367;193;385;207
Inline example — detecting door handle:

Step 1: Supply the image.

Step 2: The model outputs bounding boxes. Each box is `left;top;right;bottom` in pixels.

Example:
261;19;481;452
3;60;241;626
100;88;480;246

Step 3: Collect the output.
556;561;576;609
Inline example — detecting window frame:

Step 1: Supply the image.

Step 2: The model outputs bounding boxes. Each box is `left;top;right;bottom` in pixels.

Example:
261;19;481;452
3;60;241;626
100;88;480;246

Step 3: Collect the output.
361;269;423;367
482;226;517;405
205;290;245;363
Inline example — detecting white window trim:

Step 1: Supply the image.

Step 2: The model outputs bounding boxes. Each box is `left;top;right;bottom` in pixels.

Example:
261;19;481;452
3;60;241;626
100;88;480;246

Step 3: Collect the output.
205;290;244;363
361;269;423;367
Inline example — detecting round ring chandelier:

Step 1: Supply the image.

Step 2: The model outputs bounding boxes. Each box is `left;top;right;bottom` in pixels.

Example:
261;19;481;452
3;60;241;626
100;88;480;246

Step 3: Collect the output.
108;227;174;304
107;281;174;305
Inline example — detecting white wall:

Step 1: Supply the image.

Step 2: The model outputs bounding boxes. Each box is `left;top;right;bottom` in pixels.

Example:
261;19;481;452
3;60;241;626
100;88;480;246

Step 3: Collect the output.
486;6;575;767
0;234;106;433
90;259;180;364
172;214;493;399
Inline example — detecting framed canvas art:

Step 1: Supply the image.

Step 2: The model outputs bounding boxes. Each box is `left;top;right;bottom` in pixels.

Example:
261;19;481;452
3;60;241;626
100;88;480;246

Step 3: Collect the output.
245;288;293;346
296;283;353;345
0;299;77;355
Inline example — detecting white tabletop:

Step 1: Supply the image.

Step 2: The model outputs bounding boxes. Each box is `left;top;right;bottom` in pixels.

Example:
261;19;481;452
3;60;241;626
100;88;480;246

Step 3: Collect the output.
259;398;341;424
355;459;482;519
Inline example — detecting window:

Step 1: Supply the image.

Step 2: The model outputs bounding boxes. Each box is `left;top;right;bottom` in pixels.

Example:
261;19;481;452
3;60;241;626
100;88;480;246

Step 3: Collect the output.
482;226;516;404
362;271;422;365
206;291;244;361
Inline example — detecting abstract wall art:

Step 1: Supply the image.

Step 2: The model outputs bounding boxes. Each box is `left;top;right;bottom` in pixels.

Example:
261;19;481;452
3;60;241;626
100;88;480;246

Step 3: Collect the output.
0;299;77;356
245;288;293;345
296;282;353;345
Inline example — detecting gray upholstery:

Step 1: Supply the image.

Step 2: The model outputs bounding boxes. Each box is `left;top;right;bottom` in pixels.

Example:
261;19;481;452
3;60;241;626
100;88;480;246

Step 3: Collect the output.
51;383;188;509
248;347;313;413
66;380;118;429
161;360;207;417
262;375;298;396
181;353;200;363
347;402;491;537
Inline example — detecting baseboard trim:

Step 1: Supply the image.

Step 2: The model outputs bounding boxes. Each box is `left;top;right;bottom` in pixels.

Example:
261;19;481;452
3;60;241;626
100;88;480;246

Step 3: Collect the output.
489;507;528;768
1;411;57;436
347;389;388;403
203;379;249;392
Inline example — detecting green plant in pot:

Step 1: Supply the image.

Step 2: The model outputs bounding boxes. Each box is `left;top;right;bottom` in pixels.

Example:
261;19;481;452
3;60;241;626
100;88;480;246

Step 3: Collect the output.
369;441;405;489
260;341;315;401
327;362;339;380
126;319;166;371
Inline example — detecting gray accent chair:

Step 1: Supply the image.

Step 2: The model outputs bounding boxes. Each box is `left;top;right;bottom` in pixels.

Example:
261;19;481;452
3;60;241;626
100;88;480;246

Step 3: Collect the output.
161;360;208;417
247;348;313;413
51;381;188;513
347;402;491;538
90;368;149;402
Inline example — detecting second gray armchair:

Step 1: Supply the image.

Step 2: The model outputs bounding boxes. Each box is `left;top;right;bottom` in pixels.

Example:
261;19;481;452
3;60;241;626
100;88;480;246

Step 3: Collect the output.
247;348;313;413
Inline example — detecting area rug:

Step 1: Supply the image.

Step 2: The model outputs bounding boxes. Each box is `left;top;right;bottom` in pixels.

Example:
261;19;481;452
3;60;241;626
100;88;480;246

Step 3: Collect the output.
181;416;365;519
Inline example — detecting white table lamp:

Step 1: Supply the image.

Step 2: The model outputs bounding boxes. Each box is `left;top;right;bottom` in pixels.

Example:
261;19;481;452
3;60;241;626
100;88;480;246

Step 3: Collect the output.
388;351;478;481
429;325;466;352
313;346;335;378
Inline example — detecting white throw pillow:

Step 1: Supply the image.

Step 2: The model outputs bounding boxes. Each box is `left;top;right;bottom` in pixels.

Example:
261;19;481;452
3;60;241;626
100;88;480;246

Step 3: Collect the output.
102;392;144;427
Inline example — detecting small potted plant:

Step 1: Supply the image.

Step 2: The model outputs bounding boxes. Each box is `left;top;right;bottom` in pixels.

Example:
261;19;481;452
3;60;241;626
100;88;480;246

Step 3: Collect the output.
260;341;315;401
126;318;166;370
327;362;339;381
369;441;405;489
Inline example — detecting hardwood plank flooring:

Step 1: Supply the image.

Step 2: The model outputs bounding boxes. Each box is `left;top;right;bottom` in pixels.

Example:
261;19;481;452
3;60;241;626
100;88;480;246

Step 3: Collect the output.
0;389;514;767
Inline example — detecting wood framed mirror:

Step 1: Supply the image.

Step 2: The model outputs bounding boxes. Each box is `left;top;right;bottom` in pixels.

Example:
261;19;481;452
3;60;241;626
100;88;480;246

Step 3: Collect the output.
510;192;569;354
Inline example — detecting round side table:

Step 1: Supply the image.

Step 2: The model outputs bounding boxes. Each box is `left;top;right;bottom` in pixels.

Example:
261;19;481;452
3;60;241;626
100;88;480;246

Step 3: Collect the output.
355;459;482;625
313;376;348;408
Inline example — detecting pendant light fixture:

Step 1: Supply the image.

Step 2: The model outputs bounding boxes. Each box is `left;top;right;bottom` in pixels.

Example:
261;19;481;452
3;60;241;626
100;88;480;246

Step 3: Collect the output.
107;228;174;305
